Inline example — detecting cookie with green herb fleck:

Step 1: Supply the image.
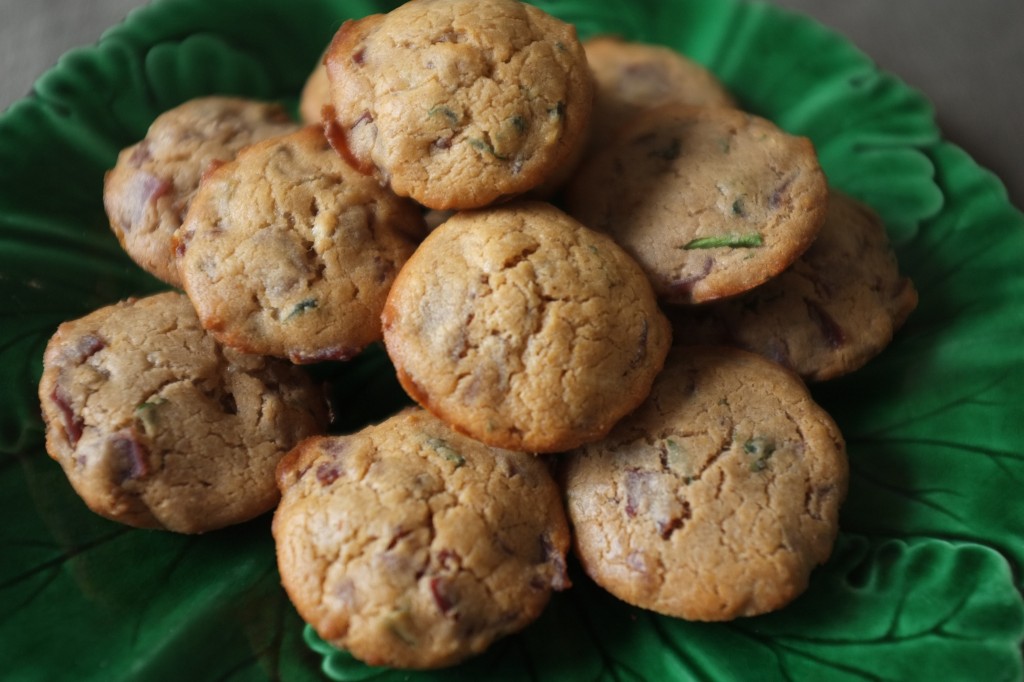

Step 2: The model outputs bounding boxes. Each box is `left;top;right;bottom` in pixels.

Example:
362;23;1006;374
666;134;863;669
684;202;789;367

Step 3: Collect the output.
323;0;593;210
103;96;300;288
562;346;848;621
37;292;329;534
273;407;570;669
583;36;735;153
667;191;919;381
381;201;672;454
174;125;425;364
565;103;828;305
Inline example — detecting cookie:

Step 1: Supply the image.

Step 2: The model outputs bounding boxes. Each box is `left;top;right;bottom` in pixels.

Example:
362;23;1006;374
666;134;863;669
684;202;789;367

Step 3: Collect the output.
103;96;299;287
381;201;672;453
562;346;848;621
323;0;594;210
273;407;571;669
37;292;329;534
583;36;735;149
175;125;426;364
299;53;331;124
566;103;828;304
669;191;919;381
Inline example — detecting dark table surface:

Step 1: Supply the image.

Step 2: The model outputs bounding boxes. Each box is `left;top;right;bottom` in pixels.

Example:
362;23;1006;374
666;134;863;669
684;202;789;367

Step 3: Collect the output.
1;0;1021;208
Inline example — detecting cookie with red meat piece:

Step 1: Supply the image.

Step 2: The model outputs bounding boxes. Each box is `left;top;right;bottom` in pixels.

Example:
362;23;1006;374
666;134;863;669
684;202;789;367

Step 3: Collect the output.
37;291;329;533
562;346;848;621
273;407;570;669
103;96;299;287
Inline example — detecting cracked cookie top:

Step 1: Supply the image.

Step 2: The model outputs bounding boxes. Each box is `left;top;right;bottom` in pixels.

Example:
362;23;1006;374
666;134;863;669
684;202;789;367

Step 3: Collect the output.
324;0;594;210
668;191;919;381
566;103;828;305
174;125;426;364
381;201;672;453
273;407;570;669
37;292;329;534
103;97;300;287
562;346;848;621
583;36;735;153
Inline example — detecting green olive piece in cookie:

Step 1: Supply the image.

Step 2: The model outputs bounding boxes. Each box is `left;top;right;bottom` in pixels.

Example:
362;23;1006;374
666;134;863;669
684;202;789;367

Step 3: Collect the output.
324;0;594;210
566;103;828;305
37;292;329;534
174;125;426;364
273;408;571;669
381;201;672;454
563;346;848;621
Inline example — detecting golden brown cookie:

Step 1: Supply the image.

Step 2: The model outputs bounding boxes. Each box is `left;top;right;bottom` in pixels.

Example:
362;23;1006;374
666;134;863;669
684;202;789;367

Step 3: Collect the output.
562;346;848;621
299;53;331;124
103;97;299;287
381;201;672;453
324;0;594;210
566;103;828;305
37;292;329;534
669;191;918;381
175;125;425;364
583;35;735;149
273;408;571;669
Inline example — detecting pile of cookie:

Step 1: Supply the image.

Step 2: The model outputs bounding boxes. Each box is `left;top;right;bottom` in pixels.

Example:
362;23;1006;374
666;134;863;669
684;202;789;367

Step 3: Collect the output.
37;0;917;671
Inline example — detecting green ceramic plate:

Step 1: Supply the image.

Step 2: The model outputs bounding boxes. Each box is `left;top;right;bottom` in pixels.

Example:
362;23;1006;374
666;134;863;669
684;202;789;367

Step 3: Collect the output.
2;0;1022;680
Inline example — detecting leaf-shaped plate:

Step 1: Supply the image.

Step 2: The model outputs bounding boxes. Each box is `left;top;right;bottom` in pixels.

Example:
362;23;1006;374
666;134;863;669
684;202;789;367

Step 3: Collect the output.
1;0;1022;680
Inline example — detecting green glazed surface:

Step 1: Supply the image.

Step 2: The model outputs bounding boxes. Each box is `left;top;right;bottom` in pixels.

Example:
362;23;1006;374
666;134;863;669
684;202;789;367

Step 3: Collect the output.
1;0;1022;680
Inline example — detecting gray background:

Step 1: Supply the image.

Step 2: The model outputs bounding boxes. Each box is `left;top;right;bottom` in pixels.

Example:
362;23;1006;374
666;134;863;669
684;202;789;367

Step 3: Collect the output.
1;0;1021;209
